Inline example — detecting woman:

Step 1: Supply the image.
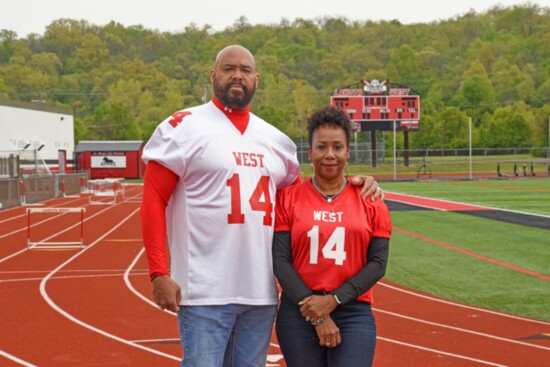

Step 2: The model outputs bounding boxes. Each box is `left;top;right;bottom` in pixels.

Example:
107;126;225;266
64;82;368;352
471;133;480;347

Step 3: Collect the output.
273;105;392;366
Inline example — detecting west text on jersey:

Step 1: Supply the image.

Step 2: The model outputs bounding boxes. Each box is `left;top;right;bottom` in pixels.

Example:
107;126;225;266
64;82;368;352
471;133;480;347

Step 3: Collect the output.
313;210;343;223
232;152;265;167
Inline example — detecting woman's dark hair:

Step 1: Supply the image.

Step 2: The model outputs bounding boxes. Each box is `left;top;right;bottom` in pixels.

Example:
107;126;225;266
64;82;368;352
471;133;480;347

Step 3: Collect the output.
307;105;351;146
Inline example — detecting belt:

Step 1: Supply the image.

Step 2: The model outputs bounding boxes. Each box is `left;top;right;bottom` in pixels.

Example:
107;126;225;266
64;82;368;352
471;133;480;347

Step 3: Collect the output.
312;290;331;296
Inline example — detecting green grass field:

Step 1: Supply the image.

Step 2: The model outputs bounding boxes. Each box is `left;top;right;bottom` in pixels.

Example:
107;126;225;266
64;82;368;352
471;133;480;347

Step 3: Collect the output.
379;178;550;322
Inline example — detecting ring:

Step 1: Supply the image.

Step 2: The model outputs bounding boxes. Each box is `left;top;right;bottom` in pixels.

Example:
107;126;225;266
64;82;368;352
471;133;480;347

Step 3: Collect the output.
325;342;331;346
376;187;383;191
305;316;310;322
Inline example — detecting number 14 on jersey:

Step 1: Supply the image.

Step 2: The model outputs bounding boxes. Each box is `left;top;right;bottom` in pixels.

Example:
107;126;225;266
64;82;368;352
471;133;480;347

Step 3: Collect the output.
227;173;273;226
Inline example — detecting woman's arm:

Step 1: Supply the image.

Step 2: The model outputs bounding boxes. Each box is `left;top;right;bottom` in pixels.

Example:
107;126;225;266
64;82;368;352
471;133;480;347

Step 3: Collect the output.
330;237;389;305
272;231;313;304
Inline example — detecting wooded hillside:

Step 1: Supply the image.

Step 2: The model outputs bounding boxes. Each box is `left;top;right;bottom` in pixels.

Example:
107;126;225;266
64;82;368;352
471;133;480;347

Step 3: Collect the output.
0;4;549;151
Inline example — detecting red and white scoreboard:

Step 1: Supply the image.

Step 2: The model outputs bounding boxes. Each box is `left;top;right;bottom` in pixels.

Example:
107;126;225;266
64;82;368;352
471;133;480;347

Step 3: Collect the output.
330;83;420;132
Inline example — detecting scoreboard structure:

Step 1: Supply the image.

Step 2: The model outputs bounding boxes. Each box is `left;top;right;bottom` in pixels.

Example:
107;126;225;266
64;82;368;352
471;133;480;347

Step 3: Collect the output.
330;80;420;132
329;80;420;167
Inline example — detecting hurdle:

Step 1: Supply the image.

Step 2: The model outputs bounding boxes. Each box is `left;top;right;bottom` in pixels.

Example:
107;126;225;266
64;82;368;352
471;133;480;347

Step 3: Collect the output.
59;179;79;198
19;179;43;206
88;178;125;205
80;175;88;193
19;180;26;205
27;207;85;249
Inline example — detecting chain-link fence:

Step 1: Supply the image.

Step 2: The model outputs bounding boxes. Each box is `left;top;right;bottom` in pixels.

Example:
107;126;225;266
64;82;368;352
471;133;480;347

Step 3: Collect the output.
295;144;550;180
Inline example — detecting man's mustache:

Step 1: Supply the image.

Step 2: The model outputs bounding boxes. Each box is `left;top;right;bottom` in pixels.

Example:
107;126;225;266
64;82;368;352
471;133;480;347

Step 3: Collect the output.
227;81;247;92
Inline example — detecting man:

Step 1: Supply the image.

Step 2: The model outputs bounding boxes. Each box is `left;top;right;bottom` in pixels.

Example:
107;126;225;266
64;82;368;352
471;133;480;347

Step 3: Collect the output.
140;45;381;367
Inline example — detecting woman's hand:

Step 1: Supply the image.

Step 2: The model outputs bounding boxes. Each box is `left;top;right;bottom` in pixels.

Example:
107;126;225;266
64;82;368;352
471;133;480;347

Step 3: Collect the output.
315;316;341;348
299;294;338;322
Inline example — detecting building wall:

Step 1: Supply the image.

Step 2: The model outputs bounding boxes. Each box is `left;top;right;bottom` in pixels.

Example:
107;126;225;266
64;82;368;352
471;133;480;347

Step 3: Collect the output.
78;150;143;179
0;102;74;162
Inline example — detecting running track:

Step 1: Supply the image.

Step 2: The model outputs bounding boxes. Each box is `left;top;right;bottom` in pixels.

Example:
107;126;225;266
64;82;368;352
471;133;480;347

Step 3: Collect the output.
0;186;548;366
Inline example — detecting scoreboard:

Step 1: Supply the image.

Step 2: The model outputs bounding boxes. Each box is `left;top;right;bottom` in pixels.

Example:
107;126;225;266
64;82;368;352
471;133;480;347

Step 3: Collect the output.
330;95;420;132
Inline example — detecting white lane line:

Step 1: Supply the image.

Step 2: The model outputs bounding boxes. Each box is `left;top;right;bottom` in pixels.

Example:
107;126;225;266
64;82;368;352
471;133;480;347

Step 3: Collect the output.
376;337;509;367
0;196;88;231
0;349;38;367
0;269;148;275
0;191;143;264
379;281;550;326
124;247;176;315
39;207;180;362
374;308;550;352
0;271;147;284
0;203;113;264
385;191;550;218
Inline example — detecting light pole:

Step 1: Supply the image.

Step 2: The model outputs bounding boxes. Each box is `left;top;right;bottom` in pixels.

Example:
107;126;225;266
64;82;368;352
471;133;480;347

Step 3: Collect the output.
393;120;397;181
469;117;472;180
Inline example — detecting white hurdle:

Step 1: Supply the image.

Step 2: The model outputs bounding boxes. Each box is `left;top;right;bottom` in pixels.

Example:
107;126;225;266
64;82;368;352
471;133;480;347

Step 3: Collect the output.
88;178;125;205
27;207;86;249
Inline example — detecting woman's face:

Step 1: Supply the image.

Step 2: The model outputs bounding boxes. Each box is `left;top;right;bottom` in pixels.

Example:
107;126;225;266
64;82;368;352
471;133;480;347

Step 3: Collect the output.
308;124;350;182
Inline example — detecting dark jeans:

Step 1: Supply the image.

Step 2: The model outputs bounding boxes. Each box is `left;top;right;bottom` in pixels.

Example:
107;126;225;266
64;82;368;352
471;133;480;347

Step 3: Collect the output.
276;293;377;367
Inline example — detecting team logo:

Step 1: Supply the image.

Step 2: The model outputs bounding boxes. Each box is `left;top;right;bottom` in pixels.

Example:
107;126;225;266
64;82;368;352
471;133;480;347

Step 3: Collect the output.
363;80;387;95
101;157;116;166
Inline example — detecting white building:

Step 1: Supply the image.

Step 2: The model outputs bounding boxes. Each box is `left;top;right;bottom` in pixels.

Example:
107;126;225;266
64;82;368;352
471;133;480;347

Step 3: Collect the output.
0;99;74;170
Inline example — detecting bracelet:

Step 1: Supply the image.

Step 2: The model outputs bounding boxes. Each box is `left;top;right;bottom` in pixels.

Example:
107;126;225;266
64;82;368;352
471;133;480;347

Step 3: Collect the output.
312;315;329;326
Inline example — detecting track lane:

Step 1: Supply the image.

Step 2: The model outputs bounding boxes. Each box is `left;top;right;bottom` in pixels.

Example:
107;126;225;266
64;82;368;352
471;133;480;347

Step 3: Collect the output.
374;282;550;367
2;185;549;366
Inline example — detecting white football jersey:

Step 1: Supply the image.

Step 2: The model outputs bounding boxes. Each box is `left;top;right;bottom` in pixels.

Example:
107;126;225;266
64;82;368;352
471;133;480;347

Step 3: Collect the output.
142;101;300;305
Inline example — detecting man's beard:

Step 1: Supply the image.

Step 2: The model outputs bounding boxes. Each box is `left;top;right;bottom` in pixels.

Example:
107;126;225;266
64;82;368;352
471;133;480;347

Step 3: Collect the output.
213;79;256;110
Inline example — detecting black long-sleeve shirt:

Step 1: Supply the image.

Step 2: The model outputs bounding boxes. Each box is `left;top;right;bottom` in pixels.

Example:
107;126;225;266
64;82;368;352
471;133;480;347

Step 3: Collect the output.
272;231;389;305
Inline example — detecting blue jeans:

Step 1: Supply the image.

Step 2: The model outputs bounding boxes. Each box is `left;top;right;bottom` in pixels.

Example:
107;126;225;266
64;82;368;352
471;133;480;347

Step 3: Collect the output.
276;293;377;367
177;304;278;367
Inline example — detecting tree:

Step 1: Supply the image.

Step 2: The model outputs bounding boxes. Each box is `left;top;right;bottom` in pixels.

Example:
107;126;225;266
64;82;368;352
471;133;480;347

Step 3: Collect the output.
427;107;470;149
454;60;496;122
478;102;534;147
0;5;547;147
292;80;318;142
0;30;17;62
491;57;535;105
73;34;109;71
42;19;89;60
385;44;421;88
92;102;141;140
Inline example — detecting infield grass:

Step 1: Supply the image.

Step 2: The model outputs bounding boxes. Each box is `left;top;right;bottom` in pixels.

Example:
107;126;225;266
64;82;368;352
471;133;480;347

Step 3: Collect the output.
379;178;550;322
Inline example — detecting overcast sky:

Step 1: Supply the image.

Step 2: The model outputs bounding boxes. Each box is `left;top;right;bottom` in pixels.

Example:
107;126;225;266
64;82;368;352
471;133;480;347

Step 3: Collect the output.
2;0;548;37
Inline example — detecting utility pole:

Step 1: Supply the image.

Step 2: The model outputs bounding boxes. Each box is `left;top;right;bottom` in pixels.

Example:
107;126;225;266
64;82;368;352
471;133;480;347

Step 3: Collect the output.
202;85;210;103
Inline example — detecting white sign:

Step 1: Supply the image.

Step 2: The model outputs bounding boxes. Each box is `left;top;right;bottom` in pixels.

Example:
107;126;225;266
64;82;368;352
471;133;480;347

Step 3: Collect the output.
91;154;126;168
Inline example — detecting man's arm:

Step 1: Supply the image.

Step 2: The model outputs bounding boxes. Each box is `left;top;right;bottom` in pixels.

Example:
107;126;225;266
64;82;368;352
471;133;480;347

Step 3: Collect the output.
141;161;181;311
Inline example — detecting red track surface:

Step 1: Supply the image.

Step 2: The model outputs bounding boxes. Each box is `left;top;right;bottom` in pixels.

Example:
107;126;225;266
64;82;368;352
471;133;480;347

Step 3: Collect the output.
0;186;548;366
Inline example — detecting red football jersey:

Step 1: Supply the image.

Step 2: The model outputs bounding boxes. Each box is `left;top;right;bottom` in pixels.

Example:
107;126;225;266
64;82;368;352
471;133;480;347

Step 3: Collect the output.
274;179;392;304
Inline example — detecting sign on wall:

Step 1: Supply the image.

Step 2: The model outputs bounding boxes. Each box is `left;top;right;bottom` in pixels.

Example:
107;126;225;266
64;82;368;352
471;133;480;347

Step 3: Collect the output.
91;152;127;168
